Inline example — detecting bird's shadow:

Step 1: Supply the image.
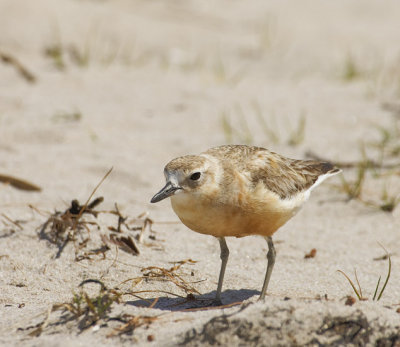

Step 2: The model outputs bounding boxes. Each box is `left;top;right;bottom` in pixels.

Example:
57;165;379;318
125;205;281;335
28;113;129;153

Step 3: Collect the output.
126;289;259;311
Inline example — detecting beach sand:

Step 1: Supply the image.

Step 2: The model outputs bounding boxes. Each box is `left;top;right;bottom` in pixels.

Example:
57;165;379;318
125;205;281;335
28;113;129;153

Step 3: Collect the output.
1;0;399;345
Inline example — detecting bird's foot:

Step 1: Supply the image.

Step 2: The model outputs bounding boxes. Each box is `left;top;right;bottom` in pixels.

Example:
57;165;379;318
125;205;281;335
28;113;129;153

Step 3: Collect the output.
258;294;266;302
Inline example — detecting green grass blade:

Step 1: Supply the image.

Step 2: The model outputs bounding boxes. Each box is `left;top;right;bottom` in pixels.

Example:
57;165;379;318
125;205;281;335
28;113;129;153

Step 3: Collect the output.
354;269;363;299
337;270;361;300
372;276;381;301
377;254;391;301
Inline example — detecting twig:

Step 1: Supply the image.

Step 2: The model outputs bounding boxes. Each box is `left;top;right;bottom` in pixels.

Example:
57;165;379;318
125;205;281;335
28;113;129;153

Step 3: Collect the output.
100;246;119;279
354;269;363;299
122;289;185;299
28;204;48;216
0;174;41;191
28;305;54;337
1;213;23;230
148;297;159;309
180;301;243;312
73;167;113;229
0;51;36;83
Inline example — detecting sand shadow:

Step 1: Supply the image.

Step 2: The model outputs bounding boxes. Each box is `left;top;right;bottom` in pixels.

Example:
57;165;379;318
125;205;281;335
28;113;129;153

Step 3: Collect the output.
126;289;259;311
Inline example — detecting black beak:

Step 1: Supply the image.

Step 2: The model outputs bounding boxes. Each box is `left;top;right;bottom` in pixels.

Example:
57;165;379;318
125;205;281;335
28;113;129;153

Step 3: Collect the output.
151;181;182;203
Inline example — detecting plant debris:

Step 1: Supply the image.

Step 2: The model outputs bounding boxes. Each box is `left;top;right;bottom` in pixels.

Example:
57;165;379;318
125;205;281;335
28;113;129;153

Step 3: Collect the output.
23;273;203;338
306;115;400;213
22;257;205;337
373;253;393;261
304;248;317;259
337;245;391;301
140;259;200;295
106;314;159;338
106;207;155;243
27;279;123;337
345;296;356;306
38;195;158;259
38;196;104;259
0;174;41;191
36;168;159;259
1;213;24;230
115;258;201;306
101;234;139;256
0;51;36;83
0;213;27;238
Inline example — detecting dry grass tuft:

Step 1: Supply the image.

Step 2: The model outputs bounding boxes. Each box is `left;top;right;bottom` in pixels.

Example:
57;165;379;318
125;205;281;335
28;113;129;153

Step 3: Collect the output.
307;116;400;213
338;245;391;302
119;259;201;301
27;279;123;337
221;101;306;147
23;259;201;337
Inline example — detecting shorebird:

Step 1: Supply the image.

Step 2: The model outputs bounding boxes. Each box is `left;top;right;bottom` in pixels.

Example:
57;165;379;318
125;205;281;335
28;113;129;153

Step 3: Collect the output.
151;145;340;304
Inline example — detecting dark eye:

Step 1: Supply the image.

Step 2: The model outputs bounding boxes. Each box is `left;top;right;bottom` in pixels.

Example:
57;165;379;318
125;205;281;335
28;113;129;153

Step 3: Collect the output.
190;172;201;181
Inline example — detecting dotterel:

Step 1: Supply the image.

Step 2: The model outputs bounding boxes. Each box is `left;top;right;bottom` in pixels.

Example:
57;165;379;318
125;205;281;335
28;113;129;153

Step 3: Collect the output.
151;145;341;304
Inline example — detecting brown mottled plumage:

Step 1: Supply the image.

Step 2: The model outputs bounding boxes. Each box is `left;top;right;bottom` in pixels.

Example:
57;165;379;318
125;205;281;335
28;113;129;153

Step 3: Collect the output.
205;145;338;199
151;145;340;304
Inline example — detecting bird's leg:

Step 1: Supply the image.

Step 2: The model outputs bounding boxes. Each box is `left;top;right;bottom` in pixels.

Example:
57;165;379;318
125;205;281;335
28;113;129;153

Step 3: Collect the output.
214;237;229;305
259;236;276;300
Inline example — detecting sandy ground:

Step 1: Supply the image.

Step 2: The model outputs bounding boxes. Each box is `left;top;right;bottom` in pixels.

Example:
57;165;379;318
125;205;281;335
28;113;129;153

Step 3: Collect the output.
1;0;400;345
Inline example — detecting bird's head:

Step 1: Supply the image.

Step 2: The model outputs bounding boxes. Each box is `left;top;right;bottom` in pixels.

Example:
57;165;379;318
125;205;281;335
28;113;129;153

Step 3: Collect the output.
151;154;219;203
